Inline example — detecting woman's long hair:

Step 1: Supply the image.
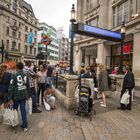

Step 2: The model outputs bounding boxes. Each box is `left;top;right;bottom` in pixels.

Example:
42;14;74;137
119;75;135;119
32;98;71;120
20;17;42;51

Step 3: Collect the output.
0;64;7;81
99;64;106;72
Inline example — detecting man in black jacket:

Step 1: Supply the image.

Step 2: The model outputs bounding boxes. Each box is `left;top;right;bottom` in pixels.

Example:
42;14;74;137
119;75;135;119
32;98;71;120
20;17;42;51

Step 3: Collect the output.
118;66;135;110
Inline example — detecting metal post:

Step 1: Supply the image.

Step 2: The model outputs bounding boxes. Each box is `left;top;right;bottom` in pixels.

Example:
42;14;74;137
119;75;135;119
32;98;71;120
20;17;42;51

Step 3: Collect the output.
70;22;74;74
119;37;124;74
2;40;4;63
45;45;48;65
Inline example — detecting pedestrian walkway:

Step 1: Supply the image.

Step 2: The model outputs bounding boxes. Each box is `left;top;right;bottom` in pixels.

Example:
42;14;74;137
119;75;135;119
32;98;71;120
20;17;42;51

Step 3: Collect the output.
0;96;140;140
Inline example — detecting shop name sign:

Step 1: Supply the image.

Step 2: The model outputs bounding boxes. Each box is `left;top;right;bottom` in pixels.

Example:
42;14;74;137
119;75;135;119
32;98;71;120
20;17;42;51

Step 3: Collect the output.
73;23;124;42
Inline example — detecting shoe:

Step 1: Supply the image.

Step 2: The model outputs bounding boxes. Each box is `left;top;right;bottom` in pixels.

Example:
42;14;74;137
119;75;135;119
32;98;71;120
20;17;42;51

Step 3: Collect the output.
126;107;131;111
23;128;28;132
100;104;106;108
117;107;125;110
32;109;42;113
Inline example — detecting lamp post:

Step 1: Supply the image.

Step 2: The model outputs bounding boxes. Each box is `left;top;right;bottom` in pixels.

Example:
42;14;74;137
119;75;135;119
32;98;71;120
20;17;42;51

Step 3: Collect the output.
119;21;126;74
70;4;76;74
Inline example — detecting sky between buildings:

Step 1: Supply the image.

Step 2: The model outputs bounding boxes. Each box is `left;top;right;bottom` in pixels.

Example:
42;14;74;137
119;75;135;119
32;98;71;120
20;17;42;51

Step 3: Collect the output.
25;0;76;37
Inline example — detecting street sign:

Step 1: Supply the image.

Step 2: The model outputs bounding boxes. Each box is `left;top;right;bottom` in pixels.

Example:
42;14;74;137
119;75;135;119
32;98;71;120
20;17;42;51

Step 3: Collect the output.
73;23;124;42
41;34;52;45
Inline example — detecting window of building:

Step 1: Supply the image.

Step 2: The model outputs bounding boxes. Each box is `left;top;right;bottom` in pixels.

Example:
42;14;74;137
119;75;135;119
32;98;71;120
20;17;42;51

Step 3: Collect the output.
25;34;28;42
25;26;28;32
6;40;9;49
25;45;28;53
34;38;37;44
30;28;33;32
13;19;17;26
34;48;36;55
12;41;16;50
18;43;20;51
30;47;32;54
18;32;21;39
6;27;10;35
12;29;16;38
34;31;37;36
118;1;129;25
6;16;10;23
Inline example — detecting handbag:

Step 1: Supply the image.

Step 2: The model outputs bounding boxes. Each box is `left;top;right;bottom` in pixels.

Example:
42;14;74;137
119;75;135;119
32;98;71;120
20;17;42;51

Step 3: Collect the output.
120;90;130;105
3;108;19;127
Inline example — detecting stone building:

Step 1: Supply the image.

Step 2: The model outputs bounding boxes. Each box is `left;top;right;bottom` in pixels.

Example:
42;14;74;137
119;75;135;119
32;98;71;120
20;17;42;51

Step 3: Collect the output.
75;0;140;83
0;0;38;63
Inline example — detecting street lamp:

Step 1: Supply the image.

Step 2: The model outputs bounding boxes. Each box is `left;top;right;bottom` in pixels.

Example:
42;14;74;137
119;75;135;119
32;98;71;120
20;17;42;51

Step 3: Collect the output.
70;4;76;74
119;21;126;74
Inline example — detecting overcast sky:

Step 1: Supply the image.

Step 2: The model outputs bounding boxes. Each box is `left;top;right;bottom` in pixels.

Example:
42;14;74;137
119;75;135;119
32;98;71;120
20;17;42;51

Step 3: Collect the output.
25;0;76;37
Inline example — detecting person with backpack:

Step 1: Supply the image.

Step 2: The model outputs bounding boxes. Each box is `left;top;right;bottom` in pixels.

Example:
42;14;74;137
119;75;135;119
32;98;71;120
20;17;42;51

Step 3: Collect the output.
8;62;30;131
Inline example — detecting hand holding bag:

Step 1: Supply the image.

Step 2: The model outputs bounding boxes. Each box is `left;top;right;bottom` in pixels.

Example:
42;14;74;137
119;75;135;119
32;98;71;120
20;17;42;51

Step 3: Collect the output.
120;90;130;105
3;107;19;127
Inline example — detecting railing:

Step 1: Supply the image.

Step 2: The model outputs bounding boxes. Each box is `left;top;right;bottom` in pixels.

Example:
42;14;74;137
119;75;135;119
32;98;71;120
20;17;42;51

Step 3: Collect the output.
52;73;67;95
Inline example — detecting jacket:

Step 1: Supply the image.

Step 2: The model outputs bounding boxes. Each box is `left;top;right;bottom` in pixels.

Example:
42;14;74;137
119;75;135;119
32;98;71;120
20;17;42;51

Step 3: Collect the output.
8;71;30;101
98;70;109;92
123;71;135;89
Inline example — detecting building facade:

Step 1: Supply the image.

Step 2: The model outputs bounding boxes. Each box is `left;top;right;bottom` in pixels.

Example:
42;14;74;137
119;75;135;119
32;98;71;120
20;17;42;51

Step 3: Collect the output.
38;22;59;65
75;0;140;81
57;27;70;62
0;0;38;63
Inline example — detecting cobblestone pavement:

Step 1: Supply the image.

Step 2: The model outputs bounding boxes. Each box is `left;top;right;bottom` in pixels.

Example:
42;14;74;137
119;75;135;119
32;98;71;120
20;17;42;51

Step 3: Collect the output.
0;94;140;140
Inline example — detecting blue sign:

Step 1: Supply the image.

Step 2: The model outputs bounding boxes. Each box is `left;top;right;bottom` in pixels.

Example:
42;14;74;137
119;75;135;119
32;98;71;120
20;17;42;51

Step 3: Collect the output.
74;23;124;42
29;32;34;45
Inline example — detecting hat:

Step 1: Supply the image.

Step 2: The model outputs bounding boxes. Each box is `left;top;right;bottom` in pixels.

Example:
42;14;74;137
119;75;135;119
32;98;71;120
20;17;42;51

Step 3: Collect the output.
46;84;51;89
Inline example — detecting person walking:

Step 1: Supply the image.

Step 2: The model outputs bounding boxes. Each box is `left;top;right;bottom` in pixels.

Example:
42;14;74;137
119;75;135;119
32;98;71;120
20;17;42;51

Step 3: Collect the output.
37;64;47;105
118;66;135;110
98;64;109;108
0;64;11;109
8;62;30;131
46;62;54;88
23;60;42;113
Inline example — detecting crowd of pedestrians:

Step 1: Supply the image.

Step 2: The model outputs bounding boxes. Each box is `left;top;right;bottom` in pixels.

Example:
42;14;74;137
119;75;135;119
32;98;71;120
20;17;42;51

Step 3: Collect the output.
0;60;55;132
0;60;135;132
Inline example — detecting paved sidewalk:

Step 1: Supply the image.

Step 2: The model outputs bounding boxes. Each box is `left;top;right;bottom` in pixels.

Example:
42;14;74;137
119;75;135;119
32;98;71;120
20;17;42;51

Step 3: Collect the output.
0;96;140;140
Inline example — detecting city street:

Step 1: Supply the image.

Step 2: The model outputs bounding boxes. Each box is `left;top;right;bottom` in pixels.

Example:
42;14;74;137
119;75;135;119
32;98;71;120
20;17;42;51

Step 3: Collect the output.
0;91;140;140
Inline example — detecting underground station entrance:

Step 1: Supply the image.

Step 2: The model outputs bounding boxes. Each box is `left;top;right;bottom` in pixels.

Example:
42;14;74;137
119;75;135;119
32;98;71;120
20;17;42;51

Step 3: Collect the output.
54;23;124;110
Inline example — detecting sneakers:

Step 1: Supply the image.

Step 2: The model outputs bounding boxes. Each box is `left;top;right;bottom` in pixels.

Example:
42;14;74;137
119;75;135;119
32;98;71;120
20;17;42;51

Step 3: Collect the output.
32;109;42;113
100;104;106;108
23;128;28;132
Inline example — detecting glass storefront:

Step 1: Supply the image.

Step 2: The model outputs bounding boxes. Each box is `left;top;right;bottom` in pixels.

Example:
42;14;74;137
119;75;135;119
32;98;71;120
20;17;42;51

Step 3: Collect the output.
111;42;133;69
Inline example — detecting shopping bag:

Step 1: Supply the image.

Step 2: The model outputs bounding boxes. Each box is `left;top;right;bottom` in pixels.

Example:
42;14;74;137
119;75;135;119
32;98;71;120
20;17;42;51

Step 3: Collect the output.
3;108;19;127
43;98;50;111
26;98;32;115
120;90;130;105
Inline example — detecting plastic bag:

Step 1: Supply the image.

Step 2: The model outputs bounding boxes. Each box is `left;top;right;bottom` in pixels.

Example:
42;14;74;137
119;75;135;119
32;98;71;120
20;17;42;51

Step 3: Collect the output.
26;98;32;115
3;108;19;127
43;98;50;111
120;90;130;105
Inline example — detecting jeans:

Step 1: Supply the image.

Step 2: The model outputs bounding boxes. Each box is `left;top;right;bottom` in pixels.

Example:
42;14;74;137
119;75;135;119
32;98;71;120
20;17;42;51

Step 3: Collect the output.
46;77;52;87
30;87;37;112
37;83;46;104
13;99;27;128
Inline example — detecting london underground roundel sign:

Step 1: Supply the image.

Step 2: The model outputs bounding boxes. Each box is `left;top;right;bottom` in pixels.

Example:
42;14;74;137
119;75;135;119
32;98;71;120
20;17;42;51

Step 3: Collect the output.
41;34;52;45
